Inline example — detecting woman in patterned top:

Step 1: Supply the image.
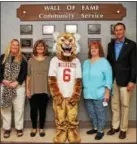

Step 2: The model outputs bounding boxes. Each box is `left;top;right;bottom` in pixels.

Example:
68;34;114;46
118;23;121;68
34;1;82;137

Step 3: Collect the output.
0;39;27;138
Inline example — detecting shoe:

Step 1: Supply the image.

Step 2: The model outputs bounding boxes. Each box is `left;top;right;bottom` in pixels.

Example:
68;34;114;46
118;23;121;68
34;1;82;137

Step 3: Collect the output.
119;131;126;139
3;130;11;138
39;129;45;137
30;129;37;137
39;132;45;137
95;132;104;140
107;128;120;135
86;129;97;134
16;129;23;137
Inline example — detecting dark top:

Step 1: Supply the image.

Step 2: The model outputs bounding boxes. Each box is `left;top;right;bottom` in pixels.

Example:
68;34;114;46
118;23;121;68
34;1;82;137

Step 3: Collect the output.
0;54;28;85
107;37;136;86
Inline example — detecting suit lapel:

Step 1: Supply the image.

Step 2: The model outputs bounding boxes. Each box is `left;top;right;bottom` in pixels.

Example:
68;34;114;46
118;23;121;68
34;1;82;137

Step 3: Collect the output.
111;40;116;62
117;38;129;61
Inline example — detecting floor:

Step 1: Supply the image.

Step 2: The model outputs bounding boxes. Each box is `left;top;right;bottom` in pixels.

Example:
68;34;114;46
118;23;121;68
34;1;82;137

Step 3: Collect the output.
1;128;136;143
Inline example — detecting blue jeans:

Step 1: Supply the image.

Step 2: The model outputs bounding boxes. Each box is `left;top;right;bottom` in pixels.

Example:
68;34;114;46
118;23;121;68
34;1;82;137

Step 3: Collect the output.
85;99;106;132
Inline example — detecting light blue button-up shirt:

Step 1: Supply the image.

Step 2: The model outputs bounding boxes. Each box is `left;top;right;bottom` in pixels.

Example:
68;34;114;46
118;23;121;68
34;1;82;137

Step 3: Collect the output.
115;41;124;60
82;58;112;100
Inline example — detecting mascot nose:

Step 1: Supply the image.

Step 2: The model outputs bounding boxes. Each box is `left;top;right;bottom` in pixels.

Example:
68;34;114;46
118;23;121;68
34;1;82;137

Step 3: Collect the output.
65;41;70;46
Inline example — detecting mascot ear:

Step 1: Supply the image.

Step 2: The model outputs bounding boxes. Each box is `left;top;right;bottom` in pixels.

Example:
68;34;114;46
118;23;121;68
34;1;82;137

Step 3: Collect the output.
53;32;60;40
74;33;81;41
52;32;59;53
52;43;57;53
73;33;81;54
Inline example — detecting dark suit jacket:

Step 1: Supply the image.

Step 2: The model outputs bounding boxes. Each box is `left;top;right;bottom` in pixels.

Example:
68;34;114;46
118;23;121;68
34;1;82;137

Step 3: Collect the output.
107;38;136;86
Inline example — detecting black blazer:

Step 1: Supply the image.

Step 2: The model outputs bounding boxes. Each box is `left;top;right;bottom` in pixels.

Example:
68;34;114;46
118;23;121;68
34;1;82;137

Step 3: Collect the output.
107;38;136;86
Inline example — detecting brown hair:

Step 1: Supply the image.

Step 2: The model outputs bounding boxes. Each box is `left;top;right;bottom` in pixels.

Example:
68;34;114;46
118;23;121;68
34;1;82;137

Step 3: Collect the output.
88;41;105;58
114;22;126;30
33;40;48;56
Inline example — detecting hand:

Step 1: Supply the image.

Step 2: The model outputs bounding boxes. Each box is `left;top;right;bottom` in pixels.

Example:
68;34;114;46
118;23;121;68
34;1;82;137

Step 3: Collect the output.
104;92;110;102
127;82;135;91
104;88;110;102
9;81;18;88
26;89;31;98
104;94;110;102
2;80;12;87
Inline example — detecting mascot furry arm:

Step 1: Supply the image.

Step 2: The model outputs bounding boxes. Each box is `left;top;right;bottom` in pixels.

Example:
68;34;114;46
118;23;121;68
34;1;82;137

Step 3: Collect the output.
48;32;82;105
68;78;82;105
48;76;63;105
48;77;82;105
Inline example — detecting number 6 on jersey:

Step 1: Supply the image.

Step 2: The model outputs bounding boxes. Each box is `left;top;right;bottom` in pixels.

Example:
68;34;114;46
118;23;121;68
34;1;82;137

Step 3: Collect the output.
63;68;71;82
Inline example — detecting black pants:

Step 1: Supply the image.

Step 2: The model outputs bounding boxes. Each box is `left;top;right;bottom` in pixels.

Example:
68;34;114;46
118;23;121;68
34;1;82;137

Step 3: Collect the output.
29;93;49;129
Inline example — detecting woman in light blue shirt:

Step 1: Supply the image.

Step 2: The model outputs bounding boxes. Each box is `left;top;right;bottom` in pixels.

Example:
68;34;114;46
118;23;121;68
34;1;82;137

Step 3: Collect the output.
82;41;112;140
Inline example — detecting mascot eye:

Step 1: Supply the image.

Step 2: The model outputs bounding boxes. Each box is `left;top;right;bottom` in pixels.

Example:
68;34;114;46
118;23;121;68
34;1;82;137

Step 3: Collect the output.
61;39;65;42
69;39;73;42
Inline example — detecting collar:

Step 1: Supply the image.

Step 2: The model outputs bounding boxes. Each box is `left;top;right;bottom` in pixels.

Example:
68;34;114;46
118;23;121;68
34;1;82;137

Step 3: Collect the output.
115;37;125;44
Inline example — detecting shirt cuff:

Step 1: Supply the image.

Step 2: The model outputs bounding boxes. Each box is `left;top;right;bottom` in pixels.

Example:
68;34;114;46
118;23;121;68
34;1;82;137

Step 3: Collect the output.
105;84;111;90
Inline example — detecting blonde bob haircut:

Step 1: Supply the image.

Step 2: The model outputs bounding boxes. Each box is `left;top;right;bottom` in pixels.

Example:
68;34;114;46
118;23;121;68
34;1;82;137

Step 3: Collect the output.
2;39;22;64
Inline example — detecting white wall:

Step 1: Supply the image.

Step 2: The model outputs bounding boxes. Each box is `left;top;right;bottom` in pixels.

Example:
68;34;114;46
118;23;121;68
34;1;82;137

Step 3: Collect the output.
1;1;136;121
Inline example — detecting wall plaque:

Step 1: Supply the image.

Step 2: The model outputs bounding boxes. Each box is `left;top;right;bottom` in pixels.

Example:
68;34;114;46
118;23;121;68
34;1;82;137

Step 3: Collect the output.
17;4;126;21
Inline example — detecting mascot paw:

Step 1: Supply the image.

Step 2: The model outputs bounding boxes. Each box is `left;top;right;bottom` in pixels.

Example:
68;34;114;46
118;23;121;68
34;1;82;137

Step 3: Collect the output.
69;100;77;106
54;94;63;105
53;129;67;143
69;94;80;105
68;129;81;143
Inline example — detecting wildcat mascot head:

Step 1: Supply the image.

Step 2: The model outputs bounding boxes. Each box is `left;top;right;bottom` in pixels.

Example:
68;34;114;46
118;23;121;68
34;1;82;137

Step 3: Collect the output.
52;32;81;60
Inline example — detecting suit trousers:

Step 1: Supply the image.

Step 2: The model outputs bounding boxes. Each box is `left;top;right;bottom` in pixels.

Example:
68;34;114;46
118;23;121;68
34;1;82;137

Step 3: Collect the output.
111;80;132;131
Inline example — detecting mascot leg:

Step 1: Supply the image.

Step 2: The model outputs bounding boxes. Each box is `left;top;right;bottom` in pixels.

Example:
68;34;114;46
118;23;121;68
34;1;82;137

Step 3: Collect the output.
67;101;81;143
53;99;67;143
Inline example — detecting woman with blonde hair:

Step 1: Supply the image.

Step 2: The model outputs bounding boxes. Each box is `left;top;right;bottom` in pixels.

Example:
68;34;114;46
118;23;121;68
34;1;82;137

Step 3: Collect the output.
0;39;27;138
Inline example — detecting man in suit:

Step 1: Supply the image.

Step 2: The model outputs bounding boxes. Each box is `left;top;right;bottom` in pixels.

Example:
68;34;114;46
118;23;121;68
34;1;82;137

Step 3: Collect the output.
107;23;136;139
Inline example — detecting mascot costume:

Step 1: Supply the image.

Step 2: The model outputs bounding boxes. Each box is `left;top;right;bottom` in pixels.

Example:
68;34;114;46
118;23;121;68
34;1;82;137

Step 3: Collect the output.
48;32;82;143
